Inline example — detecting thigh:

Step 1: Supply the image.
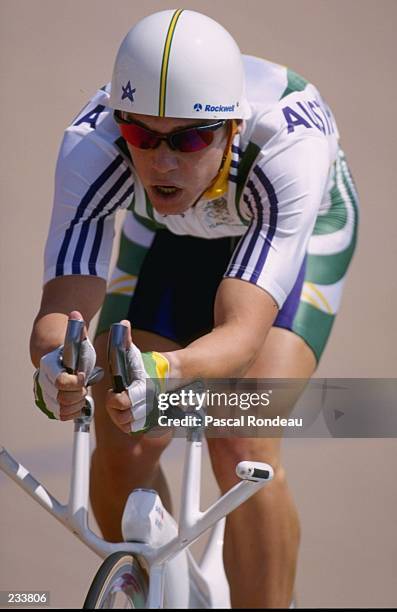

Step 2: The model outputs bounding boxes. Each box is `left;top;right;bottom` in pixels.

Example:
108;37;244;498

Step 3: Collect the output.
207;327;314;489
245;326;317;378
274;148;360;363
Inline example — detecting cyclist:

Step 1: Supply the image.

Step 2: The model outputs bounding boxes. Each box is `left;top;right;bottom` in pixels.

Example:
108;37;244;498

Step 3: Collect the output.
30;9;359;608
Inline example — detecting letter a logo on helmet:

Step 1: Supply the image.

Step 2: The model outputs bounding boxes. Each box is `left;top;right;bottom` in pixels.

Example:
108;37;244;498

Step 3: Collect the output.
109;9;251;120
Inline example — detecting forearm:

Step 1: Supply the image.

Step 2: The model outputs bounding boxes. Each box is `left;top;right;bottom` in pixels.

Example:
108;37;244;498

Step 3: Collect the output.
163;279;278;379
30;313;70;367
165;321;265;379
30;275;106;367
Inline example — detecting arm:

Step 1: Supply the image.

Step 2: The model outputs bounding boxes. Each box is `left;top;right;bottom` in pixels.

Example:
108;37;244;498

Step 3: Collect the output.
32;91;133;418
165;277;278;378
31;275;105;422
30;275;106;367
165;135;331;379
33;91;134;364
106;279;278;434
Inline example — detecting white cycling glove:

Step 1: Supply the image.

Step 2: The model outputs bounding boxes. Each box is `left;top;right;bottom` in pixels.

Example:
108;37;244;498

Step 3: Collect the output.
33;337;96;420
123;344;169;434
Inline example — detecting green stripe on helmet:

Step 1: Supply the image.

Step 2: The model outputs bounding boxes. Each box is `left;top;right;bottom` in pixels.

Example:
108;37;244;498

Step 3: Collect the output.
159;9;184;116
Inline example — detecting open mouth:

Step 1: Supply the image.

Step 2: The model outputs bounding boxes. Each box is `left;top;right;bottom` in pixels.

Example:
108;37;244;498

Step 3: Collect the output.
153;185;181;197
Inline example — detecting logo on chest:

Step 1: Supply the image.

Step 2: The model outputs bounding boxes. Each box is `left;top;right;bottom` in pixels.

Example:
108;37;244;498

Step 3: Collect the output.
203;197;235;227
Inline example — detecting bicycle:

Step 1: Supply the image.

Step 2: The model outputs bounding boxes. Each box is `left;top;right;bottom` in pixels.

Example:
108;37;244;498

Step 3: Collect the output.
0;319;275;608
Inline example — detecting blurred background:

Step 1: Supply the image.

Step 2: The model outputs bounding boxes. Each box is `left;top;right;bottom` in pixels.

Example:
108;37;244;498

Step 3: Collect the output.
0;0;396;608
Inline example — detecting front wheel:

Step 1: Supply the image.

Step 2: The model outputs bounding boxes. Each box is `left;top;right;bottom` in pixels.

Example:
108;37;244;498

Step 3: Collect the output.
83;552;148;609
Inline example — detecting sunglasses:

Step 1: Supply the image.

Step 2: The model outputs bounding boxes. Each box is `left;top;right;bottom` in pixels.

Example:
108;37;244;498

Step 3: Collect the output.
114;110;227;153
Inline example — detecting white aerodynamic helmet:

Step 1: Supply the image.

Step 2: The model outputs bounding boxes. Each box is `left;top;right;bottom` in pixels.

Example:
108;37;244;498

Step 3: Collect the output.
109;9;251;120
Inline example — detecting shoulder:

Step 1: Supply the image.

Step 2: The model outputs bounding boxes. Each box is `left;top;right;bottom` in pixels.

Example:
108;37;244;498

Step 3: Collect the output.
242;55;338;148
53;84;135;216
234;56;339;183
227;58;339;215
55;84;133;191
58;85;129;171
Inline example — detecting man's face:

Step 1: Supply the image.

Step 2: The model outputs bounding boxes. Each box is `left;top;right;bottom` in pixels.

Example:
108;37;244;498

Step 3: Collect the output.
123;113;230;215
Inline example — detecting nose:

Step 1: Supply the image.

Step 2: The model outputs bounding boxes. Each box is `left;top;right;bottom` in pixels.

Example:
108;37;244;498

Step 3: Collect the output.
150;141;179;173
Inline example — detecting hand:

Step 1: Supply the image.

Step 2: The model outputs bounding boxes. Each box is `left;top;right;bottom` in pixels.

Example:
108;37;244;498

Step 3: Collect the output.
106;320;169;434
34;311;96;420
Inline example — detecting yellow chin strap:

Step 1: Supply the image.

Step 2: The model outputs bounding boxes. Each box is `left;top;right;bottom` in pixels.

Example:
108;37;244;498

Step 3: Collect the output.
203;120;239;200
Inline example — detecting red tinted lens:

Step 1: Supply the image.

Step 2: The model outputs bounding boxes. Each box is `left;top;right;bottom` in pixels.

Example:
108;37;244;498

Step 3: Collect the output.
172;128;215;152
120;123;160;149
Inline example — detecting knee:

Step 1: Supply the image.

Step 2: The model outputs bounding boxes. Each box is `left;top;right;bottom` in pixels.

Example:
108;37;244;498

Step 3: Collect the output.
207;437;284;492
92;432;171;482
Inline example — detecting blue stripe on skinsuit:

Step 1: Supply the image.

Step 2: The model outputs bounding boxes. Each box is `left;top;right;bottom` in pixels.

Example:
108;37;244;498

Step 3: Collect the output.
235;179;264;277
88;184;134;274
56;155;125;275
227;192;255;271
249;165;278;281
71;166;132;273
274;255;307;328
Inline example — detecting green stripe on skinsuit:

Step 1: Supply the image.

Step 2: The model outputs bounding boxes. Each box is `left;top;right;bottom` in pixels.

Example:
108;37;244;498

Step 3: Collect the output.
235;141;261;211
340;156;360;219
132;210;165;232
145;191;155;222
143;192;168;230
306;163;359;285
95;294;132;337
313;164;348;235
305;231;356;285
114;136;132;161
291;301;335;362
280;68;309;100
340;157;360;254
117;231;150;276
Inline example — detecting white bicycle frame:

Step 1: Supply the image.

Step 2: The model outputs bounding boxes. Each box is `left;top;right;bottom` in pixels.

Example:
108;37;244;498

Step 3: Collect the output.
0;395;274;608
